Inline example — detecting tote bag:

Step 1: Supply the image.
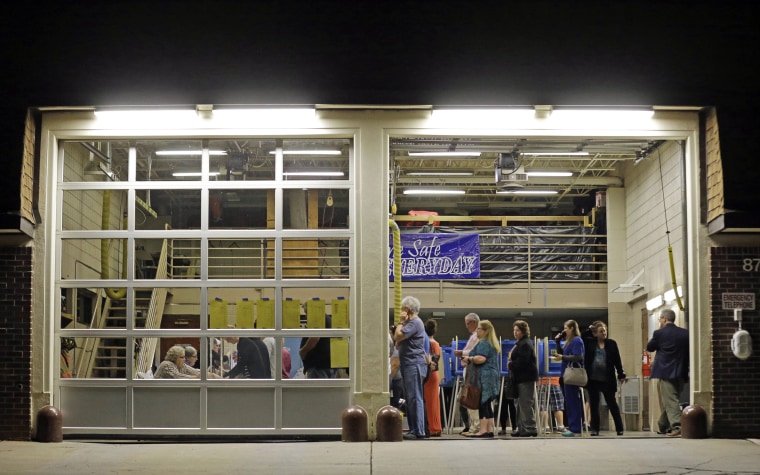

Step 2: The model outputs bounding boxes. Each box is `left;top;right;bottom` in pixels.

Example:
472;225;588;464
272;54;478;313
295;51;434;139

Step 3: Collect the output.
459;365;481;410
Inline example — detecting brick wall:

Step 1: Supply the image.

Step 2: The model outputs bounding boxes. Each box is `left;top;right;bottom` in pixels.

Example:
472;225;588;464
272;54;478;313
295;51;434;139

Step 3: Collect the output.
710;247;760;438
0;247;33;440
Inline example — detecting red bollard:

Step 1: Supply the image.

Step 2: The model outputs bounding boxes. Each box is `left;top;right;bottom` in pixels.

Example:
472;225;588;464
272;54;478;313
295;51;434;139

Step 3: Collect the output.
375;405;403;442
341;405;369;442
35;405;63;442
681;404;707;439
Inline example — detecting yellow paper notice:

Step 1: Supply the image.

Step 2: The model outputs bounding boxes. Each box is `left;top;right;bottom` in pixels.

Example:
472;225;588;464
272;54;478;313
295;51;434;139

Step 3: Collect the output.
331;338;349;368
331;298;349;328
282;299;301;329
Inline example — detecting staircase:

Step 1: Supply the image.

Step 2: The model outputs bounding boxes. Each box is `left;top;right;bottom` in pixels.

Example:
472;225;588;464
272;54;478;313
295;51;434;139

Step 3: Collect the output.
77;238;171;378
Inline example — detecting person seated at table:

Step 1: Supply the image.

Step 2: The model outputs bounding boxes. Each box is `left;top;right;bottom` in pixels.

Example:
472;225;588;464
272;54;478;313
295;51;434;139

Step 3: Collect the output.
182;345;202;377
154;345;200;379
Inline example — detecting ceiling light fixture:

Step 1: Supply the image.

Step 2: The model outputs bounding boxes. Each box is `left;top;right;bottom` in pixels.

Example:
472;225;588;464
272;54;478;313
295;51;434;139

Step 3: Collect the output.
408;151;481;157
156;150;227;156
403;189;465;195
525;171;573;177
283;171;345;177
495;189;558;195
521;152;589;156
268;150;342;155
431;108;534;121
172;171;221;177
646;295;664;311
552;108;655;119
94;108;196;119
406;171;474;176
212;108;315;120
664;286;683;303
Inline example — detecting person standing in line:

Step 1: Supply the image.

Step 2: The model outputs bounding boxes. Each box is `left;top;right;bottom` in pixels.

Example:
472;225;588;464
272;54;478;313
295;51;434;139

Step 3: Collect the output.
584;321;626;436
554;319;585;437
461;319;500;438
453;312;481;436
538;375;565;433
224;337;271;379
646;308;689;437
509;319;539;437
389;326;404;409
394;296;428;440
498;379;518;436
423;319;443;437
299;315;336;379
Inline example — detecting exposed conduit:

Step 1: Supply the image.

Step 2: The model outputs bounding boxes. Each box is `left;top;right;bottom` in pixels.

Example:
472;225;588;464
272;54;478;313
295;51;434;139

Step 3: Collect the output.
102;189;126;300
389;218;402;324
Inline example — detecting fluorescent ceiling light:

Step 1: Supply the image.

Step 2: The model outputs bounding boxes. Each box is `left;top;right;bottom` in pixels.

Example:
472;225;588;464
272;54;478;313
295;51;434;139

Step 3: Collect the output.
664;286;683;303
406;171;474;176
646;295;664;311
496;189;558;195
94;109;196;119
432;108;534;120
213;108;315;119
283;171;345;177
156;150;227;156
525;171;573;177
521;152;589;156
408;151;481;157
403;189;465;195
552;109;654;119
172;172;221;177
268;150;342;155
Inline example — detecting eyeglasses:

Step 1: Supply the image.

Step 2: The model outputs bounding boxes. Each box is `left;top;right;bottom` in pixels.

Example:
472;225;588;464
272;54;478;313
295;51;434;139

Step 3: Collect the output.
476;327;485;330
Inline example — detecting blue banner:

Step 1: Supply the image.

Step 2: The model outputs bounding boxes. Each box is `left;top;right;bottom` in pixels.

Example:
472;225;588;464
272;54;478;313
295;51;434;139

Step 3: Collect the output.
389;233;480;281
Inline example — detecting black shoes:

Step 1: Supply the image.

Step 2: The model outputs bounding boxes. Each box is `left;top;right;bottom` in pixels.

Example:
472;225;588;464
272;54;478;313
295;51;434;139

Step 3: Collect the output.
471;432;494;438
590;430;599;436
512;431;537;437
617;430;624;436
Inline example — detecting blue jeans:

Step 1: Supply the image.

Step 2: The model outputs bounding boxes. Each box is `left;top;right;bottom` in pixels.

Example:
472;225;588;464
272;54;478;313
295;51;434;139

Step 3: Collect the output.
401;362;426;436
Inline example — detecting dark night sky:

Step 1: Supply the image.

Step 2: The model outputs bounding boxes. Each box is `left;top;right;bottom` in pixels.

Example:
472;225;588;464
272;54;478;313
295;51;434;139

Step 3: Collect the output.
1;0;759;213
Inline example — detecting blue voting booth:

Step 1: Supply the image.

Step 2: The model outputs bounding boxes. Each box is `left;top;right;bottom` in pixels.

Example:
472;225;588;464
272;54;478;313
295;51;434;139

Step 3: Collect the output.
537;339;562;376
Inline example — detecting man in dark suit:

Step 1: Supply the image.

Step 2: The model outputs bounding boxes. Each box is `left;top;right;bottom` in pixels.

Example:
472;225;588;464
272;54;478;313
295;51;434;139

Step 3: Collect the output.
646;309;689;437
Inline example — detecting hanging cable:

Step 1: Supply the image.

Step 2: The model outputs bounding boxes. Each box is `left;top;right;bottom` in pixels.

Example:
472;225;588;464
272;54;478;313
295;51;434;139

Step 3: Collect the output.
657;150;685;311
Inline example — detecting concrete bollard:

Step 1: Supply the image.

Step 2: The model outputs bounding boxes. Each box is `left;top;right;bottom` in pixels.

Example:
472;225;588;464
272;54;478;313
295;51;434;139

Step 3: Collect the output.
341;405;369;442
681;404;707;439
35;405;63;443
375;405;402;442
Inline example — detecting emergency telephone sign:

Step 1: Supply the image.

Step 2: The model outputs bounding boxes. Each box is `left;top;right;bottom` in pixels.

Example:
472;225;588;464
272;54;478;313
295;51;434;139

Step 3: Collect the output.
722;292;756;310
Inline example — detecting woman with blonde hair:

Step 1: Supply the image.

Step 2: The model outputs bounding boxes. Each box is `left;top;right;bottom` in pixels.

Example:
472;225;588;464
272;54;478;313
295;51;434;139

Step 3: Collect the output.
154;345;200;379
461;319;500;438
553;319;585;436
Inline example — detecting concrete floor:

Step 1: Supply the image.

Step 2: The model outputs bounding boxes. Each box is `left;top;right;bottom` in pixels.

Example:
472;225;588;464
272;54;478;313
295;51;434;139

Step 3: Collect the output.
1;433;759;475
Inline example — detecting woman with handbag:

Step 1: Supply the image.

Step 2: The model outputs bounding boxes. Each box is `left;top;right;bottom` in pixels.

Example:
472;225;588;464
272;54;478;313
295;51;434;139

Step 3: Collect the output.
584;321;626;436
553;319;585;437
508;320;539;437
461;320;500;438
